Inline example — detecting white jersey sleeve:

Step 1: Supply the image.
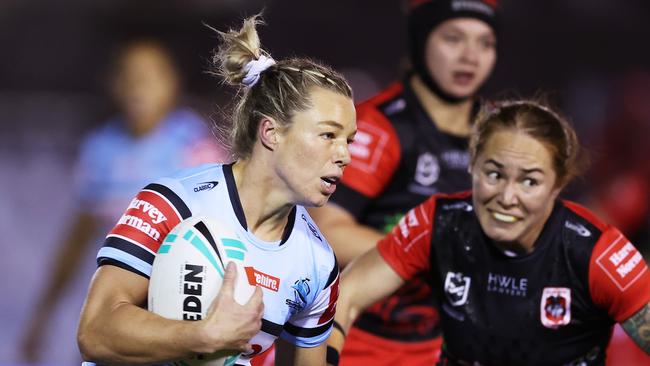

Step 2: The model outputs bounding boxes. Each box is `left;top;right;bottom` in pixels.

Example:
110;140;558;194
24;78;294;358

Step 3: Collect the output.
280;247;340;347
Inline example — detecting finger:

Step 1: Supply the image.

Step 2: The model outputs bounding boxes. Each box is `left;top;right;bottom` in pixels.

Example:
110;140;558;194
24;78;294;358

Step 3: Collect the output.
218;262;237;298
241;343;253;354
245;285;264;308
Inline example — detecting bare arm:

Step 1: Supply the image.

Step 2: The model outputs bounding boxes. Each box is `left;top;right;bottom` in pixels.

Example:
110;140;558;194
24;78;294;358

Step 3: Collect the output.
621;302;650;354
21;212;97;362
327;248;404;356
77;262;264;364
276;343;326;366
308;204;383;266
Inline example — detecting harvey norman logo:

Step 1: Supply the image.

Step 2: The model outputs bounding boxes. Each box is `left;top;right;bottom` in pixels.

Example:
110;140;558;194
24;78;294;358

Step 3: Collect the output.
127;198;167;224
596;235;646;291
245;267;280;292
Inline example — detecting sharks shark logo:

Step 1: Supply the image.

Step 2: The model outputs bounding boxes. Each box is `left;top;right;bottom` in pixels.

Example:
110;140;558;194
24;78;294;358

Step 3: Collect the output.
286;278;311;315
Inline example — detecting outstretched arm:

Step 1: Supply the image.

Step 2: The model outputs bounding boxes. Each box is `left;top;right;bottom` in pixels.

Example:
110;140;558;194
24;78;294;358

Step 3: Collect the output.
77;262;263;364
621;302;650;354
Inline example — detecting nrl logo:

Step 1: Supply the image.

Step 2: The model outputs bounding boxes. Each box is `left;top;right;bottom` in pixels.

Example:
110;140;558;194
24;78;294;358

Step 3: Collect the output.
444;271;471;307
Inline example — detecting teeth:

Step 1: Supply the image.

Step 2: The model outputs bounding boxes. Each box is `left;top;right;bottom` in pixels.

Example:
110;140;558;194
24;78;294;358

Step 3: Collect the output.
492;212;518;223
322;179;332;187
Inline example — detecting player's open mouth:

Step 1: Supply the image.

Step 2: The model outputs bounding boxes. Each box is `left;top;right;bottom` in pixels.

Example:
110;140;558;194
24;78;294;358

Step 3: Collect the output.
453;71;475;85
321;176;339;188
491;211;520;223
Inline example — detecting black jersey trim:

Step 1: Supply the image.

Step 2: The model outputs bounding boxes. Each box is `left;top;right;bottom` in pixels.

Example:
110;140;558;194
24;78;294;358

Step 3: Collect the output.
262;318;285;337
329;184;370;220
279;207;296;245
104;236;155;265
194;221;225;268
97;258;149;279
224;163;296;246
223;163;248;229
144;183;191;219
323;257;339;289
284;319;332;338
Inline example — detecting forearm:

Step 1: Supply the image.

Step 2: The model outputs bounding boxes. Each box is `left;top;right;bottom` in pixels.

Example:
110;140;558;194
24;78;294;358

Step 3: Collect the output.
621;302;650;354
77;266;224;364
78;300;204;364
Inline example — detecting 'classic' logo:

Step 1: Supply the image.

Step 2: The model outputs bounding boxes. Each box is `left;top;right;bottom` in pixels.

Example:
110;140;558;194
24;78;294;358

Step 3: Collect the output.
194;181;219;193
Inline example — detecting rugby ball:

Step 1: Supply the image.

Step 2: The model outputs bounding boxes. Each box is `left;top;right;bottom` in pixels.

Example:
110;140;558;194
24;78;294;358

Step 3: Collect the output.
148;215;256;366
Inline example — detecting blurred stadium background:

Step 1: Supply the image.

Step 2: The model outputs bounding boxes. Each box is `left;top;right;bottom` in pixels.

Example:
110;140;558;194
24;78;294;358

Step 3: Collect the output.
1;0;649;364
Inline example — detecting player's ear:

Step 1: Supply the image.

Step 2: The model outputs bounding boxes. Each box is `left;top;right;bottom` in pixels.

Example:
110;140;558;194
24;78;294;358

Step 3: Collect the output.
258;115;280;151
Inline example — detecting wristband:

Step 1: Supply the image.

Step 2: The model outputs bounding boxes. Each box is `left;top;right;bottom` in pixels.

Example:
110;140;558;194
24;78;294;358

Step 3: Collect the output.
326;345;340;366
332;320;346;337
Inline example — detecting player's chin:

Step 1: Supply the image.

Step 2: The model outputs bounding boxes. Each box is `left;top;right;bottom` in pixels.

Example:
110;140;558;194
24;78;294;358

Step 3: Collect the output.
303;191;332;208
448;87;476;99
485;227;522;244
310;195;331;208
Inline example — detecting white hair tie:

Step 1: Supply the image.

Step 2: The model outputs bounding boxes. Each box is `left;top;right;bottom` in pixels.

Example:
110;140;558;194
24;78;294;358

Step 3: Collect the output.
242;55;276;87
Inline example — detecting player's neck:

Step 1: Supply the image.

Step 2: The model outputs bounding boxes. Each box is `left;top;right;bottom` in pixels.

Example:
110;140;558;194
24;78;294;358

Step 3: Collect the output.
231;159;293;242
409;75;474;137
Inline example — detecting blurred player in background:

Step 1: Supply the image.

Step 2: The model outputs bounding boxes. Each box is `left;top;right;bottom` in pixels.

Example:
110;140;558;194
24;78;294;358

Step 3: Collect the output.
20;38;224;362
585;70;650;365
76;15;354;365
310;0;498;364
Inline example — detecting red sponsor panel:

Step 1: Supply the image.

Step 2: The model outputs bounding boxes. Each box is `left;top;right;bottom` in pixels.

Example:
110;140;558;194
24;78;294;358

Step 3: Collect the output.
590;227;650;322
108;190;182;253
594;233;647;291
245;266;280;292
318;276;339;324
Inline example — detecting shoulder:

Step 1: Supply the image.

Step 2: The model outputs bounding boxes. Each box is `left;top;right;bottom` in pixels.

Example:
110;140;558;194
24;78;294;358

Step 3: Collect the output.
430;191;475;222
553;200;606;252
147;164;225;209
294;207;338;284
294;207;336;260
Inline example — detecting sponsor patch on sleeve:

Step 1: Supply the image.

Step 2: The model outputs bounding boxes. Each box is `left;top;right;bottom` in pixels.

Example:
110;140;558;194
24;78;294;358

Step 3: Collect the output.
108;189;183;254
595;234;647;291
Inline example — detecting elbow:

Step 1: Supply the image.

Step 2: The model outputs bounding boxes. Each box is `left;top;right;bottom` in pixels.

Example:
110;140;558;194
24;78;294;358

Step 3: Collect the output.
77;326;94;361
77;323;104;362
335;290;361;330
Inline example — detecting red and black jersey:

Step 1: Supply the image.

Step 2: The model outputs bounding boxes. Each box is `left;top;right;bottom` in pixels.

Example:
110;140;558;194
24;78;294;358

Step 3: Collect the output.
378;193;650;365
330;80;475;341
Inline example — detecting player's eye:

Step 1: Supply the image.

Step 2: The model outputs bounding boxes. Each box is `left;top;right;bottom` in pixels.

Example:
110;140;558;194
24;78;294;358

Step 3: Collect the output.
522;178;538;187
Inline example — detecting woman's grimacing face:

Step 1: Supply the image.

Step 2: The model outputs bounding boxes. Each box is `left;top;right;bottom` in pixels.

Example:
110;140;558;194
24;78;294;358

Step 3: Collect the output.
273;87;357;207
471;129;562;252
425;18;497;98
